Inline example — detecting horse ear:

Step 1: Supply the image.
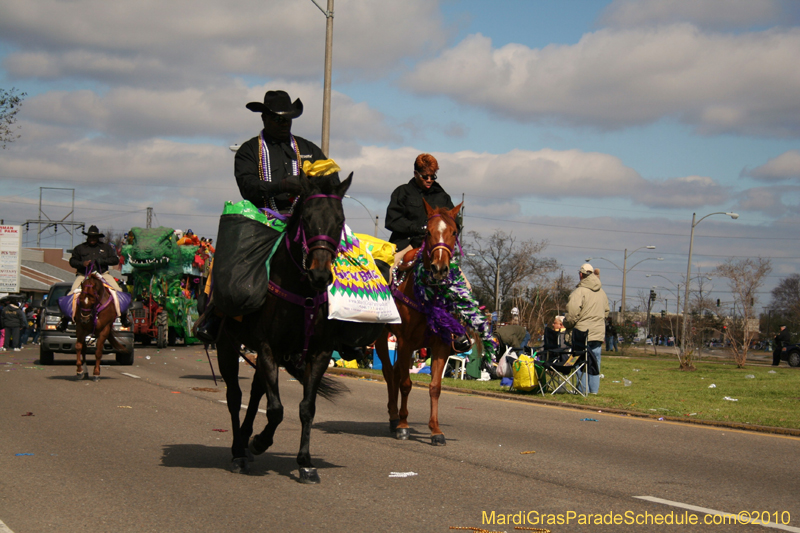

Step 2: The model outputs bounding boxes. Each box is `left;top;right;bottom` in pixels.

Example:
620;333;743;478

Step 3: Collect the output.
449;202;463;221
423;198;434;216
334;172;353;197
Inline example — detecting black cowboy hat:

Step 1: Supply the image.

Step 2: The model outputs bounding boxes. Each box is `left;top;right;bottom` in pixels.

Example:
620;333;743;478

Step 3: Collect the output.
82;225;105;238
246;90;303;118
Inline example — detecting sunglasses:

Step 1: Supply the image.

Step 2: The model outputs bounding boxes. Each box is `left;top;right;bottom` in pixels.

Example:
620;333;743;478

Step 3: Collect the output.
415;171;437;181
262;113;291;125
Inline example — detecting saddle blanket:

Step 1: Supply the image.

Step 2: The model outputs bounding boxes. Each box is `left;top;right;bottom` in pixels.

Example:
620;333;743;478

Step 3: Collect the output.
58;282;132;320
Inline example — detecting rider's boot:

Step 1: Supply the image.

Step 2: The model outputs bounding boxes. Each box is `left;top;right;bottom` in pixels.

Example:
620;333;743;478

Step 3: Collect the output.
57;316;70;332
452;334;472;353
120;311;132;328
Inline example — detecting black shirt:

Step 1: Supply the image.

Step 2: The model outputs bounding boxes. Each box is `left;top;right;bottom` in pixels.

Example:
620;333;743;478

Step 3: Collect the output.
385;178;455;249
69;241;118;275
234;133;327;212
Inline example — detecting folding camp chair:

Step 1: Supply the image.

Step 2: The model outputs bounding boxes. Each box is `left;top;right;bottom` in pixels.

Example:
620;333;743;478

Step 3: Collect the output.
442;350;469;380
540;328;589;396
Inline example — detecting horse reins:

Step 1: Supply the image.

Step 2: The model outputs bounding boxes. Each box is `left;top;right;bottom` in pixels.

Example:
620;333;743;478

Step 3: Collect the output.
269;193;345;364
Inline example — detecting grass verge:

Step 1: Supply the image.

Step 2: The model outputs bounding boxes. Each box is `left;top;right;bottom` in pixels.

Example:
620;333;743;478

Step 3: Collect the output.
344;356;800;430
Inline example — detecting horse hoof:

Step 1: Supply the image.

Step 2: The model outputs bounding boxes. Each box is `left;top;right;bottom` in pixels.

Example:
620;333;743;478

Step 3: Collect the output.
389;419;400;433
75;372;85;381
230;457;250;474
395;428;410;440
431;434;447;446
299;467;320;484
93;376;99;382
248;436;269;456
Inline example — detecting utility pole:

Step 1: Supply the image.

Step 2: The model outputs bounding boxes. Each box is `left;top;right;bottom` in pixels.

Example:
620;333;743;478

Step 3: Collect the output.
25;187;84;249
146;207;153;229
311;0;335;155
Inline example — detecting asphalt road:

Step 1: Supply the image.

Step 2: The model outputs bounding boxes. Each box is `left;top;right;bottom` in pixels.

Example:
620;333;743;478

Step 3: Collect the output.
1;345;798;533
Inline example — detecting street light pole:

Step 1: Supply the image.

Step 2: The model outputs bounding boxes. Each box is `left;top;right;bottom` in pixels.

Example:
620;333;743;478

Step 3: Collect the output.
680;211;739;358
589;245;657;317
311;0;334;155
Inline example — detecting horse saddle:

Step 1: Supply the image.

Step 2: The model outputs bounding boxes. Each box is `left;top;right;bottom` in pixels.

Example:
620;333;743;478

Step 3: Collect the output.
396;247;420;273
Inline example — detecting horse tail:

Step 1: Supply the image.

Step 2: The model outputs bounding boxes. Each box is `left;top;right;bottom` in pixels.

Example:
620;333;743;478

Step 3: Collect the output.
282;357;349;402
470;329;485;361
106;330;127;353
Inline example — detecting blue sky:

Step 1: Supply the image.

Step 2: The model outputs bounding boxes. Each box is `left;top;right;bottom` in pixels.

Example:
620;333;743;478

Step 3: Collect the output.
1;0;799;311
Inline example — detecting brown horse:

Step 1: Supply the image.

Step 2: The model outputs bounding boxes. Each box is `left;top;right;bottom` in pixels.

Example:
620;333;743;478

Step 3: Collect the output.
375;200;481;446
74;274;127;381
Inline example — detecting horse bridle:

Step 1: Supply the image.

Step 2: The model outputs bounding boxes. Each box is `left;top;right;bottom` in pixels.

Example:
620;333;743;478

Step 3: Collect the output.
424;213;461;264
286;193;344;273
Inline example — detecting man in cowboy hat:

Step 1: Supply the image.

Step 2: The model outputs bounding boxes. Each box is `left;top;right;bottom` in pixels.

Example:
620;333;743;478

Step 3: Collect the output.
59;225;129;330
69;225;122;292
195;90;330;343
234;89;329;214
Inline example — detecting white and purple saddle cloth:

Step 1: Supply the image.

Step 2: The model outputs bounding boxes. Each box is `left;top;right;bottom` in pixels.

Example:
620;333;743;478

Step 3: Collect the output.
58;281;132;320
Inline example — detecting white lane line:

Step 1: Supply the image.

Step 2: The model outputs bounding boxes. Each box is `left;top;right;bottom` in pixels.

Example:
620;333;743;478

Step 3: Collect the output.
218;400;266;414
120;372;140;379
0;518;16;532
634;496;800;532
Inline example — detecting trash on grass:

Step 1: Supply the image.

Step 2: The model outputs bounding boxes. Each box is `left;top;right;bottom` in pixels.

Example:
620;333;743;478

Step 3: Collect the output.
723;396;738;401
745;374;755;379
623;378;632;386
708;384;716;388
768;370;777;374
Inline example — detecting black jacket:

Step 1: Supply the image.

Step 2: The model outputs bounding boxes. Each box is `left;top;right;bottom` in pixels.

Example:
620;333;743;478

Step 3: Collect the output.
775;328;791;349
235;134;327;212
385;179;455;249
2;304;26;329
69;241;118;275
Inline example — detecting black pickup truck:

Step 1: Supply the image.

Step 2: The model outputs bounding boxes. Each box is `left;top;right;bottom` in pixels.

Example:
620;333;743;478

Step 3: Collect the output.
38;281;135;365
780;342;800;367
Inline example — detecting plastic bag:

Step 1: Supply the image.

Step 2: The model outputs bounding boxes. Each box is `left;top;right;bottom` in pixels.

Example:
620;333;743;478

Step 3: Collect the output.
512;356;540;392
328;229;401;323
212;201;285;317
497;349;519;379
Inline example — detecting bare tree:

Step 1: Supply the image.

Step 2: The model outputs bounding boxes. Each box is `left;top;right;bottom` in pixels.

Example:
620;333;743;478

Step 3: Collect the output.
769;274;800;332
462;230;558;319
713;257;772;368
1;87;26;148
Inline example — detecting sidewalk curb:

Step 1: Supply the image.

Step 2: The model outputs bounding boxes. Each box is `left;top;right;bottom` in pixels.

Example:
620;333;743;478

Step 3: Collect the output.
326;367;800;438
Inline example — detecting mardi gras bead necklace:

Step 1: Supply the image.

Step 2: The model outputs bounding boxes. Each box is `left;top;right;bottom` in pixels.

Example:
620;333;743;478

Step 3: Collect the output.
258;130;301;216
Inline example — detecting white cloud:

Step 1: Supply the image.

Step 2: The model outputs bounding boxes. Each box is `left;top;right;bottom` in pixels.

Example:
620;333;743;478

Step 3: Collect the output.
19;81;399;146
0;0;446;87
598;0;789;30
337;146;727;209
744;150;800;182
403;27;800;137
736;187;789;215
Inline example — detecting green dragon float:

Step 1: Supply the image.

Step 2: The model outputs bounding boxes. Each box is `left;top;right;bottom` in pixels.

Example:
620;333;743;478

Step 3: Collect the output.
121;226;205;346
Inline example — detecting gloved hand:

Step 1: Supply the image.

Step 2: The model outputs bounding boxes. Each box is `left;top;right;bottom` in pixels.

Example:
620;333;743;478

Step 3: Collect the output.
411;224;427;236
280;176;303;195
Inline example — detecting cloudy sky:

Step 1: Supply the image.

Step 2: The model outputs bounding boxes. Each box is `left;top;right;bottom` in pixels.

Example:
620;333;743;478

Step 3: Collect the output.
1;0;799;312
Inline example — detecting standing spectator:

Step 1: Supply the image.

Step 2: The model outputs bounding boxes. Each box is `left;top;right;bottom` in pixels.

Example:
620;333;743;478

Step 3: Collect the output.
564;263;610;394
31;307;42;345
0;301;5;349
605;318;617;352
3;301;26;351
773;325;791;366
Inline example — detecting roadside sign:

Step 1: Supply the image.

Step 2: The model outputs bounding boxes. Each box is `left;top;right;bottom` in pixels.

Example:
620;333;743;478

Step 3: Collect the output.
0;225;22;293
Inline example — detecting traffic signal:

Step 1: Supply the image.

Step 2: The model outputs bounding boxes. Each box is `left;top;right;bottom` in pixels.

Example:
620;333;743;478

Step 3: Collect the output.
661;310;666;317
716;299;720;307
649;290;656;301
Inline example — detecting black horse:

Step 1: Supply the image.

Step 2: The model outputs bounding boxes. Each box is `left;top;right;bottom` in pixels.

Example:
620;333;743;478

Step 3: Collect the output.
215;173;383;483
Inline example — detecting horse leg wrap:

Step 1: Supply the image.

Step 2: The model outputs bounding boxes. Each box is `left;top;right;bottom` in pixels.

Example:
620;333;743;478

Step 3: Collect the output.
299;467;320;484
395;427;410;440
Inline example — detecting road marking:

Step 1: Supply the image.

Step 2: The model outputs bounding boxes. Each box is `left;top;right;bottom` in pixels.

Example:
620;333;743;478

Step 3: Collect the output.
0;518;16;532
218;400;266;414
120;372;140;379
634;496;800;532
